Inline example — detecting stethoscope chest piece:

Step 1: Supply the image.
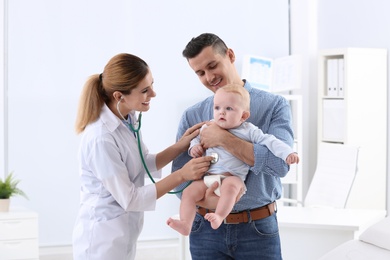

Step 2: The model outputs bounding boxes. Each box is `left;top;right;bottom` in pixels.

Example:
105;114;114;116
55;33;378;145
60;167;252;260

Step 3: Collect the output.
210;152;219;164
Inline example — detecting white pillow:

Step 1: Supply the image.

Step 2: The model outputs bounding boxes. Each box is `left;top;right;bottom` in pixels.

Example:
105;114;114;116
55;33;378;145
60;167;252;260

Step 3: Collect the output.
359;217;390;251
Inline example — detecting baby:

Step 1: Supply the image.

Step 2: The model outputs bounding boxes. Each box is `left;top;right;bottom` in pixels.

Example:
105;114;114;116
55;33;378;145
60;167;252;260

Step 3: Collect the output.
167;84;299;235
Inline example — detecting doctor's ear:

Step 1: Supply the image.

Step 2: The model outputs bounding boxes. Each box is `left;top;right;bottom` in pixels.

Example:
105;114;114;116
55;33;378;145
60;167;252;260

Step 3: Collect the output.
113;92;124;102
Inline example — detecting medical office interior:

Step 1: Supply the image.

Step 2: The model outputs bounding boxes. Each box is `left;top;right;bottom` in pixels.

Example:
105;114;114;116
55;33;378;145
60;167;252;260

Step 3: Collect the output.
1;0;390;259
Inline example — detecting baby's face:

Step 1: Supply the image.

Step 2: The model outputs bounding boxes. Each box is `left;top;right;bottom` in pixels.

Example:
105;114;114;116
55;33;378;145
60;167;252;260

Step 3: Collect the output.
213;90;246;129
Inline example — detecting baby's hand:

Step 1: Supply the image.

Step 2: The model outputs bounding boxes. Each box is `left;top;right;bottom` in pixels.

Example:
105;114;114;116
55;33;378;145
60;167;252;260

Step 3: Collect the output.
286;153;300;165
190;144;205;158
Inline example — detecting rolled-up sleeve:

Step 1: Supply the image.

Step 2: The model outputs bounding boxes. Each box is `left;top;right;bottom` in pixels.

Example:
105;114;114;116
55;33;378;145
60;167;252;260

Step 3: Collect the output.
249;96;293;178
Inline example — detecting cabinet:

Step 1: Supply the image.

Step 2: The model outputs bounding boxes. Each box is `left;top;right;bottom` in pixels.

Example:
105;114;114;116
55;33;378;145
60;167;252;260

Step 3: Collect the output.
278;207;386;260
318;48;387;209
0;208;39;260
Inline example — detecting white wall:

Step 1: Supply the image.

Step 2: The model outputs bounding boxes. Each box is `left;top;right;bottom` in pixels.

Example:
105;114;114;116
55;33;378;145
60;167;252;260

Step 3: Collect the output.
289;0;318;197
6;0;135;246
3;0;289;246
0;0;5;175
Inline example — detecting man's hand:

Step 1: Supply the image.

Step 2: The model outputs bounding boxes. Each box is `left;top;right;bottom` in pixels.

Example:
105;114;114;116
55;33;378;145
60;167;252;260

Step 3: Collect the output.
200;122;227;149
196;181;220;210
201;122;255;166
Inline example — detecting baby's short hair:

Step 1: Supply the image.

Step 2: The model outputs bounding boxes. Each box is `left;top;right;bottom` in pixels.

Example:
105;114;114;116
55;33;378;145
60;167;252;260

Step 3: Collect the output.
217;84;250;111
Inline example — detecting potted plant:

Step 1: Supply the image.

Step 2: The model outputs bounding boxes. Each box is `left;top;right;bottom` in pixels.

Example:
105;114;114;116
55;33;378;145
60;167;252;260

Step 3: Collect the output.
0;172;28;212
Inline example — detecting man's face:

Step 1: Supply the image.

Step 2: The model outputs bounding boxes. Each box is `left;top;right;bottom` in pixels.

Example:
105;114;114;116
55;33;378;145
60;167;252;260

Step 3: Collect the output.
188;46;236;93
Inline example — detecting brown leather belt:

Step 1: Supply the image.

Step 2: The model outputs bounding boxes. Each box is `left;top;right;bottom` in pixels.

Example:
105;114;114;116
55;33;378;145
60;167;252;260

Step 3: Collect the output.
197;202;276;224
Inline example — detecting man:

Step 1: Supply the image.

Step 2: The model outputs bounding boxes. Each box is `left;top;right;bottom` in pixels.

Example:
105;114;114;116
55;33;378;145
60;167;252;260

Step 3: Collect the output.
171;33;294;259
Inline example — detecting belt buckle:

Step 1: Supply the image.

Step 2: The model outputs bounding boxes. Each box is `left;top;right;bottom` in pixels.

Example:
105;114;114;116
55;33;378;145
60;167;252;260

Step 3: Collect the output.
223;218;239;224
223;213;241;224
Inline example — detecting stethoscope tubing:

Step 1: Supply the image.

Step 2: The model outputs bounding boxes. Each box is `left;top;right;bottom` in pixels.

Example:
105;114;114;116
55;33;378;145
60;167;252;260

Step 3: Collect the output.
117;99;191;194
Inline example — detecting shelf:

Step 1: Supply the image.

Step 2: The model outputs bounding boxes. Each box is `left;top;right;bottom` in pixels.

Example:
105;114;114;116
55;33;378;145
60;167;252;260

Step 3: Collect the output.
317;48;387;210
281;95;303;203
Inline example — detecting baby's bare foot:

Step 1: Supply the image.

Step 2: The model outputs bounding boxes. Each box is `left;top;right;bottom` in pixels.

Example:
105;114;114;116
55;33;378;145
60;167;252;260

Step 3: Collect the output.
204;212;224;229
167;217;191;236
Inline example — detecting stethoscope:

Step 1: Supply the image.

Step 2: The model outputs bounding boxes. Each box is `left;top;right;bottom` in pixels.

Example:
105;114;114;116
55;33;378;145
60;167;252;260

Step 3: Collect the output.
116;98;190;194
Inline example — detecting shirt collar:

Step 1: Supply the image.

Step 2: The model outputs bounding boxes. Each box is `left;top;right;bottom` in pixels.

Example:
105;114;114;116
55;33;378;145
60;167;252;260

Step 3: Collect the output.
100;103;122;132
243;79;253;92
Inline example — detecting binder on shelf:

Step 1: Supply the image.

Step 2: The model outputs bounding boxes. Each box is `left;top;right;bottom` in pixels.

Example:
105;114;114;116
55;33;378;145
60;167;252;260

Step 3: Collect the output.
326;59;338;97
338;58;345;97
322;99;346;142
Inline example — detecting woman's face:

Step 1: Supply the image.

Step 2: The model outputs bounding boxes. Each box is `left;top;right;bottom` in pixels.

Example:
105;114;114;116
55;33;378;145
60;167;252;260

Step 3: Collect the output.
122;70;156;113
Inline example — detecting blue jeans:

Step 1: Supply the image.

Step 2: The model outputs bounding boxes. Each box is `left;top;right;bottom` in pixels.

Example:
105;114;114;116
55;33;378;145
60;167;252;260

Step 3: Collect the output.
189;212;282;260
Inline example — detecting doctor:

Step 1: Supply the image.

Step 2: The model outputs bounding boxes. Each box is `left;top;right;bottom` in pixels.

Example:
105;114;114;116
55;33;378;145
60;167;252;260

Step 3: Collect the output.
72;53;212;260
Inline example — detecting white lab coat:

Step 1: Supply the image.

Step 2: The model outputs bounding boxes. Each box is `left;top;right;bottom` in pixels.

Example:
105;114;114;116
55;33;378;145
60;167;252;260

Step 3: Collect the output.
72;104;161;260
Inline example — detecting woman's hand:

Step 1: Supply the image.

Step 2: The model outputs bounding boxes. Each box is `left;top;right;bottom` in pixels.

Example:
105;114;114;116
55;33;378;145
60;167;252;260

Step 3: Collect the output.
180;156;213;181
176;122;205;152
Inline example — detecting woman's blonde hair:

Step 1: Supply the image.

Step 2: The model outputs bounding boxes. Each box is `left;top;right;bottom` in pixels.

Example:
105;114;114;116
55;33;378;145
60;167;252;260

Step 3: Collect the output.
75;53;149;134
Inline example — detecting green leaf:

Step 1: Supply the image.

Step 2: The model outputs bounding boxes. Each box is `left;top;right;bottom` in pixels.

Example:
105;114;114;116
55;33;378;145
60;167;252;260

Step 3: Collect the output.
0;172;28;200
